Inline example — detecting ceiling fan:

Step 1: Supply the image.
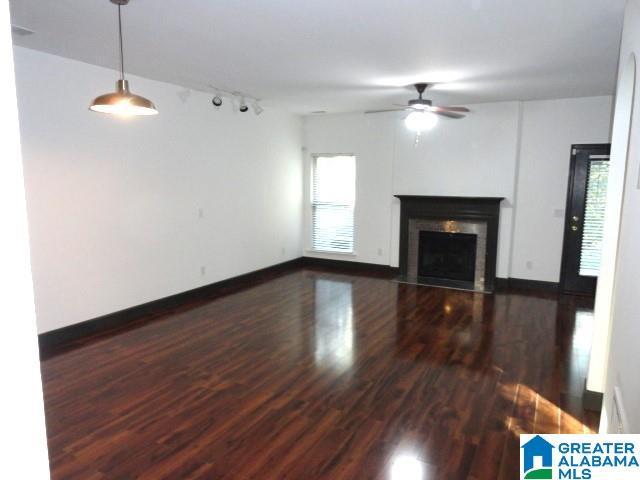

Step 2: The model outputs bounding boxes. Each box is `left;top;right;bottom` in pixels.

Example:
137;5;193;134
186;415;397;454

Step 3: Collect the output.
365;83;469;132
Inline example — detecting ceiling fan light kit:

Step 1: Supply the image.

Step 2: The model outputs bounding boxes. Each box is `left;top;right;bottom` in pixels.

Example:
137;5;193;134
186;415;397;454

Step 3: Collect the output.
404;110;438;132
366;83;469;134
90;0;158;117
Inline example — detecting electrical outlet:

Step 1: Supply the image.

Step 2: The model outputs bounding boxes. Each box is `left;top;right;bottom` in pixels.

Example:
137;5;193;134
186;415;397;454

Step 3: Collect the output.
526;261;533;270
200;266;206;276
377;248;383;256
198;207;204;219
281;247;286;256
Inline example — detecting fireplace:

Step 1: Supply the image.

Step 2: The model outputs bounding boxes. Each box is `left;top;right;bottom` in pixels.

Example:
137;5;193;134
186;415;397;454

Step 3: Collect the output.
418;231;477;288
396;196;503;292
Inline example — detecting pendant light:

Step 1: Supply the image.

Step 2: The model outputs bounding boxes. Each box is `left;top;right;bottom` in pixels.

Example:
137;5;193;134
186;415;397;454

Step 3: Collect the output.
89;0;158;116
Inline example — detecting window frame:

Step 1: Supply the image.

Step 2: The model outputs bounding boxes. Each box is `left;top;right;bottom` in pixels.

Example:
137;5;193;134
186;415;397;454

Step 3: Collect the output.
309;153;357;255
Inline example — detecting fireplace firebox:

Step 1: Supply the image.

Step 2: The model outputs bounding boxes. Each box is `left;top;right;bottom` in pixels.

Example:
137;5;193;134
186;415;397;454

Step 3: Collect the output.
418;231;478;289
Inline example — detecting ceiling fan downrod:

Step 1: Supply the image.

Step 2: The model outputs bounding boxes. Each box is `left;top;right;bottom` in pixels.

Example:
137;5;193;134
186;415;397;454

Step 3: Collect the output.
414;83;430;99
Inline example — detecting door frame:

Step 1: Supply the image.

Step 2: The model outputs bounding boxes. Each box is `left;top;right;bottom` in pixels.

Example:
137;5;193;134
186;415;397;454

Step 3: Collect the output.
559;143;611;295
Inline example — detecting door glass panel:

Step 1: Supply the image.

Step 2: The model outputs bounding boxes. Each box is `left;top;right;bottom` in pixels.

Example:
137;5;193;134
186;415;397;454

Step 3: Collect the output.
579;160;609;277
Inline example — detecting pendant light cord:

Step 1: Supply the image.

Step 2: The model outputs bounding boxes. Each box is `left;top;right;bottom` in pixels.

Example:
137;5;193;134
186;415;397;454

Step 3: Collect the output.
118;4;125;81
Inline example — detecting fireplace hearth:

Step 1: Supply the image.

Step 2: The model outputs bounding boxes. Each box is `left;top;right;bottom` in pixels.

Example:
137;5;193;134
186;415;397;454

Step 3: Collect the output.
395;196;503;292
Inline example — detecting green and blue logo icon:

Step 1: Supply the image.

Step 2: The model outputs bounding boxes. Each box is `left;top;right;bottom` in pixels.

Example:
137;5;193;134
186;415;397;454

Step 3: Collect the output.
521;435;554;479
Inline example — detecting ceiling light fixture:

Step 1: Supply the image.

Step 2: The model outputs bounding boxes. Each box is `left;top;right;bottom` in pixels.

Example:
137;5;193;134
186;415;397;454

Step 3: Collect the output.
404;111;438;132
89;0;158;117
209;87;263;115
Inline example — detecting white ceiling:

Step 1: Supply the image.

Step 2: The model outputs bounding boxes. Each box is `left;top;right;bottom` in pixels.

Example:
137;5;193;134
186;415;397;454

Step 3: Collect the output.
10;0;625;114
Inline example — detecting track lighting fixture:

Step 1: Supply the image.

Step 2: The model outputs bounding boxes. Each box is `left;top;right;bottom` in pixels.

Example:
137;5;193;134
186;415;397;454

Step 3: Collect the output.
90;0;157;116
208;87;263;115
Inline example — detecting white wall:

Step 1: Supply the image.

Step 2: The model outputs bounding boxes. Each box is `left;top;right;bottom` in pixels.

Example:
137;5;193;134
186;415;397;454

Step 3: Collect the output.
303;97;612;281
302;114;396;265
511;97;613;282
393;102;521;278
589;46;637;398
14;47;303;333
303;103;520;275
599;0;640;434
0;10;50;479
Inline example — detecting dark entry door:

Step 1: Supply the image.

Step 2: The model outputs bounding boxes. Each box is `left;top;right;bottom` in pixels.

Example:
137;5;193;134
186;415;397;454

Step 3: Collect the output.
560;144;611;295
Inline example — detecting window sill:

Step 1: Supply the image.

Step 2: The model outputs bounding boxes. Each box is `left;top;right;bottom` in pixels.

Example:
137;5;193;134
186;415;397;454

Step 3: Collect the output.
306;250;357;257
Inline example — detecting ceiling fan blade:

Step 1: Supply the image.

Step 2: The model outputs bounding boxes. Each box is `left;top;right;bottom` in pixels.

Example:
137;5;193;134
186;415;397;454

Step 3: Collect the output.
431;106;470;113
364;108;408;114
432;110;466;119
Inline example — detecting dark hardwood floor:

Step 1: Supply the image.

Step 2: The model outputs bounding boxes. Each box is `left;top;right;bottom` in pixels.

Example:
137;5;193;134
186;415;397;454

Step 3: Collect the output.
40;266;599;479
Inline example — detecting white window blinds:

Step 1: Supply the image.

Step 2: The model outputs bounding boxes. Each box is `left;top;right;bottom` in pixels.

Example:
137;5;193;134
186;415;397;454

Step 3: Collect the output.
312;155;356;253
579;159;609;277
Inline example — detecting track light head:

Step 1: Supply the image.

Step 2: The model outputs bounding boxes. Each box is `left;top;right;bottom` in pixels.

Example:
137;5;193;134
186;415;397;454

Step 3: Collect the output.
212;95;223;108
239;98;249;113
252;102;264;115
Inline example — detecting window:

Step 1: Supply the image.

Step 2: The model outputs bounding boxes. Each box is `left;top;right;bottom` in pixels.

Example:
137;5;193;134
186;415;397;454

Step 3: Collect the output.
311;155;356;253
579;159;609;277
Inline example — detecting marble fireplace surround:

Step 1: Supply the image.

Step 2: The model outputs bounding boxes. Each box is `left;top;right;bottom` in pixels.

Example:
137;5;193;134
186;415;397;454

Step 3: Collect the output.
395;196;504;292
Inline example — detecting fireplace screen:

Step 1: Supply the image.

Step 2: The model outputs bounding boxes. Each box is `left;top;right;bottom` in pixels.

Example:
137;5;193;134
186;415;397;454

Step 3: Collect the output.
418;231;478;283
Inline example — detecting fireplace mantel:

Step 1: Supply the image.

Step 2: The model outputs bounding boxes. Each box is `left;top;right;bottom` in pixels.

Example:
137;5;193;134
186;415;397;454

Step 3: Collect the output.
394;195;504;207
395;195;504;292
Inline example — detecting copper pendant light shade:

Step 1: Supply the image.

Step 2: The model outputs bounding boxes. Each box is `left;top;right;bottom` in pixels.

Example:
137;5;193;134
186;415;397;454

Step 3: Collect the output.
90;79;157;116
89;0;158;116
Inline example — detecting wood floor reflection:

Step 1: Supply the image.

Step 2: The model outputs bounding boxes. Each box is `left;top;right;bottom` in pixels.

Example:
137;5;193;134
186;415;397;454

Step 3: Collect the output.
40;267;598;479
